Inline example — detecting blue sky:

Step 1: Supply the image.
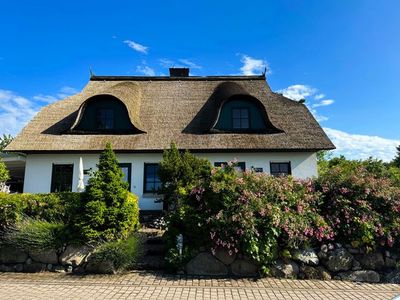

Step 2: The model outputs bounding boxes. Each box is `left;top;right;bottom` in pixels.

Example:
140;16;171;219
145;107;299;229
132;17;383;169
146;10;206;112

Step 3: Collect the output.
0;0;399;160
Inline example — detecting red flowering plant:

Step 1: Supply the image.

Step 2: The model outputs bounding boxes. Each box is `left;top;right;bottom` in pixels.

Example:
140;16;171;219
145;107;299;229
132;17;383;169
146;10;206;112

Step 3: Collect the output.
316;161;400;251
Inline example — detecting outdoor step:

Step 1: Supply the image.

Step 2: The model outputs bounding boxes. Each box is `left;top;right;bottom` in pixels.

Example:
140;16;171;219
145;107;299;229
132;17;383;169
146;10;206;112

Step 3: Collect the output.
136;255;166;270
147;236;164;245
146;244;166;256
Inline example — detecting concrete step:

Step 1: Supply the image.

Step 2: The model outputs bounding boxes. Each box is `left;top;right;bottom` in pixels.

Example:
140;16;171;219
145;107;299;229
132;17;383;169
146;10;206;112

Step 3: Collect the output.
136;255;166;270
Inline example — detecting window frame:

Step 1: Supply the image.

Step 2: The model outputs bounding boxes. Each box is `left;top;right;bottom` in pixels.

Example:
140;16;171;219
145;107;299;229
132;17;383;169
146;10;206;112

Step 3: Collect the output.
119;163;132;191
269;162;292;177
96;108;114;130
50;163;74;192
143;163;162;193
231;107;250;130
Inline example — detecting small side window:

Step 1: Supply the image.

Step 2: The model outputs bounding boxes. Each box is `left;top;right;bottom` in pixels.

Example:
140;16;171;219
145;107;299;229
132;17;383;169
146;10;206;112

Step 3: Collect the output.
270;162;291;177
143;163;162;193
51;164;74;192
119;163;132;191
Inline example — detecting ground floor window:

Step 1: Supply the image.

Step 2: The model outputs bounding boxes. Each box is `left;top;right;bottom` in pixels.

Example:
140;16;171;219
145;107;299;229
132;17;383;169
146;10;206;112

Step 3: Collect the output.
119;163;132;190
270;162;291;176
214;161;246;171
51;164;73;192
143;163;162;193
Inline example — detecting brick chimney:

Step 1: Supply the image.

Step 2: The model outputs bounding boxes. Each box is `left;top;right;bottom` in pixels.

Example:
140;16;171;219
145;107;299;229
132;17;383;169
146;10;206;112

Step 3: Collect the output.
169;68;189;77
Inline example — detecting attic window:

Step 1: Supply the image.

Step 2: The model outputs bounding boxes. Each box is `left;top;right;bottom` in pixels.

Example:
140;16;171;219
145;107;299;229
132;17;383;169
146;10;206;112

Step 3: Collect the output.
213;98;268;133
97;108;114;130
232;108;249;129
70;95;144;134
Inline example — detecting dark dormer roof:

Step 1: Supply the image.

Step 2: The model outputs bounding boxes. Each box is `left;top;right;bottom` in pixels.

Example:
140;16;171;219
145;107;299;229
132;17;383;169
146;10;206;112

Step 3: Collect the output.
6;75;335;153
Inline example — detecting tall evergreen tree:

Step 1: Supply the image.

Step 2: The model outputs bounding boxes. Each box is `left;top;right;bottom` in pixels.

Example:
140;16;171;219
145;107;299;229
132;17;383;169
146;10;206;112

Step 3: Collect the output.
393;145;400;168
77;142;139;242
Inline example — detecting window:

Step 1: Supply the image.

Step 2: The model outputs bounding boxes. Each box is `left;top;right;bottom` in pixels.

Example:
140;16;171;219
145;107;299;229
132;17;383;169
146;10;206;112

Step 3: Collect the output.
119;163;132;190
51;164;73;192
97;108;114;129
143;163;162;193
214;161;246;171
270;162;291;177
232;108;250;129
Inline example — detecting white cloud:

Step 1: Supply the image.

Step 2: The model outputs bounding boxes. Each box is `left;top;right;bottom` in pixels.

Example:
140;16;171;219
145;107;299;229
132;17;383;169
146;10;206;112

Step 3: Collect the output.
33;86;78;103
313;99;335;107
239;55;270;75
136;65;155;76
0;89;39;136
277;84;316;101
123;40;148;54
324;127;400;162
178;59;202;69
159;58;202;70
276;84;335;122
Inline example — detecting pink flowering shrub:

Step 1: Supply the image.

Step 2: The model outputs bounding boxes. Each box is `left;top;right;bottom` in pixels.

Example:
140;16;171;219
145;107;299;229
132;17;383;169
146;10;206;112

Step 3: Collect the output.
316;162;400;250
164;162;332;273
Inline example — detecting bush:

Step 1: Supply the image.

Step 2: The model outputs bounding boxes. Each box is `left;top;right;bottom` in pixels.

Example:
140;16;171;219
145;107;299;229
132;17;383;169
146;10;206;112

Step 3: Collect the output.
89;233;141;272
316;160;400;250
2;218;65;252
0;159;9;183
77;142;139;242
0;192;82;233
159;142;212;209
163;162;332;273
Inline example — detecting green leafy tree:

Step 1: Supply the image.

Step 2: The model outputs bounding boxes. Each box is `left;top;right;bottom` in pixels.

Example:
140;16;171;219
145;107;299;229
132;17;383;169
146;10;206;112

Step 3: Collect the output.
392;145;400;168
0;134;13;152
158;142;211;210
77;142;139;242
0;159;9;183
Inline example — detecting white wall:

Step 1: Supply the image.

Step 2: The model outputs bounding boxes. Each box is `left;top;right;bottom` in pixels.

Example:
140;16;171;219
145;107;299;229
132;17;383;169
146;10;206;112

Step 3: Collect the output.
24;152;317;210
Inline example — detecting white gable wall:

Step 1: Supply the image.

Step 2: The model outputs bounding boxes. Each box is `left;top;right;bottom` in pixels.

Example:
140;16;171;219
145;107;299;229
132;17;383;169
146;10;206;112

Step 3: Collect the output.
23;152;317;210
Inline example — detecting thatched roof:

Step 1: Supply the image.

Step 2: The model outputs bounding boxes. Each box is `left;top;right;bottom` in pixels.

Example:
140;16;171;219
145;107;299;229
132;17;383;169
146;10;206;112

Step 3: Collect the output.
6;74;335;153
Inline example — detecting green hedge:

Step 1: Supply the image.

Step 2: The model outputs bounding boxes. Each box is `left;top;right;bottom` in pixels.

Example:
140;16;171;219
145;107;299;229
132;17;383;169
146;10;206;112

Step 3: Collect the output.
0;192;82;232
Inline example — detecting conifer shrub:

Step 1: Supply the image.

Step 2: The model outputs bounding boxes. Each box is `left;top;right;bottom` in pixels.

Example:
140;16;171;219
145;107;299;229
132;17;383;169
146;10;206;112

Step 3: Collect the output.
76;142;139;242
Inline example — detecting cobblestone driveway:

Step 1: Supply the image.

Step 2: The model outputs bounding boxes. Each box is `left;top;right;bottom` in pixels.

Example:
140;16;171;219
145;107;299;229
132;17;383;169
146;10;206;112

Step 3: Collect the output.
0;271;399;299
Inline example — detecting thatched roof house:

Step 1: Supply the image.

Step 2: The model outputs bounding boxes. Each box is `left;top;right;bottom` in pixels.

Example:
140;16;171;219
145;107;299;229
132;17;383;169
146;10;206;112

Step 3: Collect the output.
6;69;334;210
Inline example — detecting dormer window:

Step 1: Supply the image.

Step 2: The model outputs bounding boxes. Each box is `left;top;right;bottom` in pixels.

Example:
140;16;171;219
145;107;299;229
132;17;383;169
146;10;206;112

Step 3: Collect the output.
69;94;145;134
232;108;249;129
97;108;114;130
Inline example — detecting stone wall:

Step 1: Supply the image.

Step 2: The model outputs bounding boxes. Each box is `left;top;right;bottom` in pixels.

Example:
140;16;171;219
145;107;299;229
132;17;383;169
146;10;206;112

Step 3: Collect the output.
0;245;96;274
185;243;400;283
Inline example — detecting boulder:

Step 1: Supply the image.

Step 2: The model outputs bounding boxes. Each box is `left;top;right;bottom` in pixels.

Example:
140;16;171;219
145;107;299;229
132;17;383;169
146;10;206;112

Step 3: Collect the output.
0;246;28;263
230;259;258;277
385;257;396;269
214;247;236;265
270;259;299;279
300;265;331;280
24;262;47;273
385;270;400;283
337;270;380;283
292;248;319;266
322;248;353;272
30;249;58;264
358;252;385;270
85;260;116;274
15;264;24;272
60;245;92;266
186;252;228;276
0;264;14;272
